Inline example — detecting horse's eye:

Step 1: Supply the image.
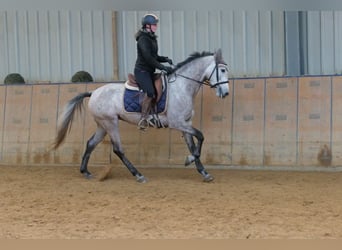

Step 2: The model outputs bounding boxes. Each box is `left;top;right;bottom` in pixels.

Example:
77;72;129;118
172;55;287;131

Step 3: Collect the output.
220;69;226;73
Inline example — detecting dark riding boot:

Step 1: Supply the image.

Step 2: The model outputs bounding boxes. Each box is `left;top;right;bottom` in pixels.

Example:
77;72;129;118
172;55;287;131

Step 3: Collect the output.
150;98;157;114
138;95;153;130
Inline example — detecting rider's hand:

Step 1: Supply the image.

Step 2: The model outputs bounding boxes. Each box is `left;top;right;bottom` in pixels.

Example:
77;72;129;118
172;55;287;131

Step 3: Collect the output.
163;66;173;74
166;58;173;65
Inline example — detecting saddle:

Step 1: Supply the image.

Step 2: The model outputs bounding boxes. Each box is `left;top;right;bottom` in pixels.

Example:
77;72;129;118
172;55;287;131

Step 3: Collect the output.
124;73;168;128
126;73;164;102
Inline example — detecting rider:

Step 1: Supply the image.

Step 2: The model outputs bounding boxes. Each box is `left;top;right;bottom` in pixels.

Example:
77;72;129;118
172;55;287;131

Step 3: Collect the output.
134;13;173;130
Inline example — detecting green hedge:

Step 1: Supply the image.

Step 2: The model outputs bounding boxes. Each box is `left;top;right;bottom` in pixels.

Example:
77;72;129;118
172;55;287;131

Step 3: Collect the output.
71;71;94;83
4;73;26;84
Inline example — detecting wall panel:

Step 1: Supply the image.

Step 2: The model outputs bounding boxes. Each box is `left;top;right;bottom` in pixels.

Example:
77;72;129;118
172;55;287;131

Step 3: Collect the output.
332;76;342;166
0;10;114;84
0;86;6;161
27;84;59;164
298;77;331;166
3;85;32;142
232;78;265;166
117;10;285;80
306;11;342;75
2;85;32;164
201;83;233;165
264;78;298;166
53;83;87;164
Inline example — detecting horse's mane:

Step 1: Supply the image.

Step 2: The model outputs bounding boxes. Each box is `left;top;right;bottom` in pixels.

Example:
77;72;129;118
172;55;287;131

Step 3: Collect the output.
173;51;214;71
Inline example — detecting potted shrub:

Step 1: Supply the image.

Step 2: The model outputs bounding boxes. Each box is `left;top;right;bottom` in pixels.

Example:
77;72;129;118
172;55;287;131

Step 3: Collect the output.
4;73;25;84
71;71;94;83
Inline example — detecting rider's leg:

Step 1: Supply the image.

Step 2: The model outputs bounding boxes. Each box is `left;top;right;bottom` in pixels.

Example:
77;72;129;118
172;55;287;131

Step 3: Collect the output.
134;69;156;130
138;94;153;130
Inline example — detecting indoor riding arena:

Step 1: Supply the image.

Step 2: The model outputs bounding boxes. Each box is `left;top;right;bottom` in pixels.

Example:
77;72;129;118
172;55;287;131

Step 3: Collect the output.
1;8;342;239
1;76;342;239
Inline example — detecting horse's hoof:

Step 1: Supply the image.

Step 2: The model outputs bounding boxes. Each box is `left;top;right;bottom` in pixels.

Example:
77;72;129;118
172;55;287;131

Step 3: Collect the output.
83;172;93;179
136;175;147;183
185;155;195;166
203;174;214;182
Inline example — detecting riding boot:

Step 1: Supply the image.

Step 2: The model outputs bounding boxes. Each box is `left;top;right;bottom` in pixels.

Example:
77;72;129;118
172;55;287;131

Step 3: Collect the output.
149;98;162;128
138;95;153;130
150;98;157;115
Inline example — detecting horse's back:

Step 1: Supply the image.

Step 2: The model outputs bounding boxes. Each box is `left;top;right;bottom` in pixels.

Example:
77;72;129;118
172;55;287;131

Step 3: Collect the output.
88;83;125;118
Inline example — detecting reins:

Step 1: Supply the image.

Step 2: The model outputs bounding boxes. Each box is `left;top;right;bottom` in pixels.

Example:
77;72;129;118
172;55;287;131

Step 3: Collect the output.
172;63;229;88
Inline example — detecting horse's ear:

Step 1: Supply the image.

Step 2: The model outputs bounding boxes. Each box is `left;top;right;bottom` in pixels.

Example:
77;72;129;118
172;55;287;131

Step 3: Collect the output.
214;48;223;63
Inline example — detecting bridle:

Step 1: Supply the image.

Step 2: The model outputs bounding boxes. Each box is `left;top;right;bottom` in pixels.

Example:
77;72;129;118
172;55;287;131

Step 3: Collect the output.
173;63;229;88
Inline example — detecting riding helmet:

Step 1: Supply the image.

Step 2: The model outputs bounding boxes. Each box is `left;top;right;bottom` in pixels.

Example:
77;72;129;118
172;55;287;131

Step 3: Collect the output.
141;14;159;26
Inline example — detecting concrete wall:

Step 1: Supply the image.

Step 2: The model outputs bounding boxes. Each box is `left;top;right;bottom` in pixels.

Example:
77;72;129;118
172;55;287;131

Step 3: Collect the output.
0;76;340;170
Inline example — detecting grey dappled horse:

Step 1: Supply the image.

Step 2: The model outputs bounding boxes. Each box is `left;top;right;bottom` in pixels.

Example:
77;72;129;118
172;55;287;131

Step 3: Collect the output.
53;49;230;183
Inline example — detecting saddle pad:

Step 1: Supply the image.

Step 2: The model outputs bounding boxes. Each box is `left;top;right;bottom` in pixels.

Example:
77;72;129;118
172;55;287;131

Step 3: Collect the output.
123;84;167;113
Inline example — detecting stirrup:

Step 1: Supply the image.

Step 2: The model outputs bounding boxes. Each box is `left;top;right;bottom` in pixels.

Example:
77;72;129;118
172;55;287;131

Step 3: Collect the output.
138;118;149;130
148;114;164;128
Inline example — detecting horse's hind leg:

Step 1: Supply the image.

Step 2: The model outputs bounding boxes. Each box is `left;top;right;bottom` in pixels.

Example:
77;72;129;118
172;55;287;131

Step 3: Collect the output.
183;131;214;182
106;119;147;183
113;149;147;183
194;158;214;182
80;127;106;178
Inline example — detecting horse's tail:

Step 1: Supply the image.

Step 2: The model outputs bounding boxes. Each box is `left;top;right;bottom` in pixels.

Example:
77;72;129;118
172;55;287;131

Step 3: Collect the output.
51;92;92;150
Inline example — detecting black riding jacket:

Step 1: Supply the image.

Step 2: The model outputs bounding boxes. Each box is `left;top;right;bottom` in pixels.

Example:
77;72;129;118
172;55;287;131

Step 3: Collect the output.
135;29;168;73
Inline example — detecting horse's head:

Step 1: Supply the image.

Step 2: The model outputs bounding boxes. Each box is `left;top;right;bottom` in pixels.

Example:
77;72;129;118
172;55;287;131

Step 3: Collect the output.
173;50;229;98
204;49;230;98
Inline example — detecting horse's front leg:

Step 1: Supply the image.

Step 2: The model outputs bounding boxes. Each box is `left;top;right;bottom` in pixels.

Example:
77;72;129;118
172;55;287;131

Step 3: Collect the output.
182;130;214;182
183;131;196;166
183;128;203;155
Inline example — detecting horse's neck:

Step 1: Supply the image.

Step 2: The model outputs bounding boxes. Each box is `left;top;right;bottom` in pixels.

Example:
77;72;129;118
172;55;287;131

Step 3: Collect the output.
174;57;213;96
179;56;212;78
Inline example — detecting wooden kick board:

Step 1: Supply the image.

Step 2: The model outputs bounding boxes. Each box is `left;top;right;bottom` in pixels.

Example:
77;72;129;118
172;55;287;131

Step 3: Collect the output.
0;86;5;162
264;78;298;166
332;76;342;166
27;84;59;164
54;83;87;164
232;78;265;166
298;77;331;166
2;85;32;164
200;80;233;165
